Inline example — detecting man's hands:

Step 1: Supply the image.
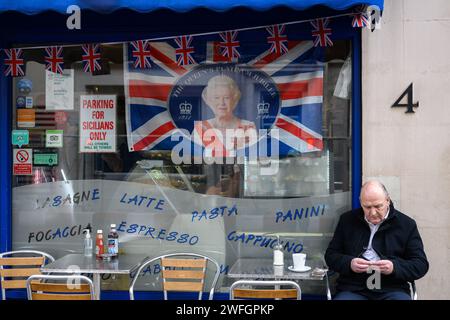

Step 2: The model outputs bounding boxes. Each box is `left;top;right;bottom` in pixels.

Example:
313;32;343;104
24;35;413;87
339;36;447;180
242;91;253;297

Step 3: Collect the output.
351;258;371;273
371;260;394;275
351;258;394;275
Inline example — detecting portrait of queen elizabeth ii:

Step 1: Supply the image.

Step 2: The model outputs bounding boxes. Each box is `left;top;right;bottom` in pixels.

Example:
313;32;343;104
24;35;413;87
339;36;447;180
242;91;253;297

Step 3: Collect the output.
193;75;257;156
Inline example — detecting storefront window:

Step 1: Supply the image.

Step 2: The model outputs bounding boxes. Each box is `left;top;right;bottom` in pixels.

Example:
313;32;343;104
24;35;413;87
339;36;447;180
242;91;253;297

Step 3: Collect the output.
11;32;353;294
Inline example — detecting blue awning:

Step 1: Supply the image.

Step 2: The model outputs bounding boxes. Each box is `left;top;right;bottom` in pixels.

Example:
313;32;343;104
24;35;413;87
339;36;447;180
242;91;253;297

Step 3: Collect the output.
0;0;383;15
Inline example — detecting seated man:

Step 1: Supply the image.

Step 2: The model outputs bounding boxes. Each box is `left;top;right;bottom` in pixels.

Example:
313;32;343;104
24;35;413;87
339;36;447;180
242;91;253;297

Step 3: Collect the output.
325;180;429;300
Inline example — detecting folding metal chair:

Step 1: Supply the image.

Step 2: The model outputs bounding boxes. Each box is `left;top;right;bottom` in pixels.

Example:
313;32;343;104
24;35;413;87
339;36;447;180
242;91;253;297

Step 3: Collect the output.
409;281;418;300
230;280;302;300
0;250;55;300
129;252;220;300
27;274;94;300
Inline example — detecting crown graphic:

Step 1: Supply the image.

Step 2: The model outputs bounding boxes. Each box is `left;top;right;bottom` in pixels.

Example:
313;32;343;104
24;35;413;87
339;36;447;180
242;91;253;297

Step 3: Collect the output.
257;101;270;115
179;101;192;115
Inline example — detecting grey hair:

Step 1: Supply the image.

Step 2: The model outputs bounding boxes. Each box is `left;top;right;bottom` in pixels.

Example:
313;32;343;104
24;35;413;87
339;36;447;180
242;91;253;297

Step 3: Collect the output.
360;180;390;201
202;75;241;107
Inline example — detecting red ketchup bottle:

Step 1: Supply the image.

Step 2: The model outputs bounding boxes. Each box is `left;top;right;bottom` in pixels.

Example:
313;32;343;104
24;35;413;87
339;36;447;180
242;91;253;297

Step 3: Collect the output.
95;229;104;258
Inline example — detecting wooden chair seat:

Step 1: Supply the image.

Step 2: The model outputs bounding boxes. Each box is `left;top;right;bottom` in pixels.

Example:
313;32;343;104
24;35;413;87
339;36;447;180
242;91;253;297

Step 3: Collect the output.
230;280;302;300
0;250;55;300
129;253;221;300
27;275;94;300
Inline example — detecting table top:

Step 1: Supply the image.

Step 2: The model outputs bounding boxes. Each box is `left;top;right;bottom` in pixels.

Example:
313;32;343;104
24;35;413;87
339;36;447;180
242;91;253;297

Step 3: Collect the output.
41;253;146;275
227;258;327;280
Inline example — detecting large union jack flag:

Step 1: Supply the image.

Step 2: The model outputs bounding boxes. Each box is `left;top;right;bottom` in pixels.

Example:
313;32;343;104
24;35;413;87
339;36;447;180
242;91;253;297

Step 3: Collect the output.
124;28;324;156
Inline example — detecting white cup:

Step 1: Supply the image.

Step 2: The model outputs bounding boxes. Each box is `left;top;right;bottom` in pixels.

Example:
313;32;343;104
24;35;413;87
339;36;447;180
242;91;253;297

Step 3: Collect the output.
292;253;306;270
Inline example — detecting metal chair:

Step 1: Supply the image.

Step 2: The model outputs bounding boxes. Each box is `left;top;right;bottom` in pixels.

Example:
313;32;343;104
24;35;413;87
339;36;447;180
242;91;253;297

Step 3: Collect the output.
27;274;94;300
409;281;418;300
0;250;55;300
230;280;302;300
129;253;221;300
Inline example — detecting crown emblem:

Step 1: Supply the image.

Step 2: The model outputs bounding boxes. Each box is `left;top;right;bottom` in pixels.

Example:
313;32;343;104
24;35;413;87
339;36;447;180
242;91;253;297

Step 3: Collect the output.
179;101;192;115
257;100;270;115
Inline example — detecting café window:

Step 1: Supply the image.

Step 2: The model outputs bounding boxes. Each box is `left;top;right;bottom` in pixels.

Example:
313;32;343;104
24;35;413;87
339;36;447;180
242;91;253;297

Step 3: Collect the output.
11;29;354;294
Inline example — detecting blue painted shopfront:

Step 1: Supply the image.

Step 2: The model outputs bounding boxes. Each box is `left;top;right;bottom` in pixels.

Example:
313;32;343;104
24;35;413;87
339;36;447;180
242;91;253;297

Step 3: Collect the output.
0;0;382;299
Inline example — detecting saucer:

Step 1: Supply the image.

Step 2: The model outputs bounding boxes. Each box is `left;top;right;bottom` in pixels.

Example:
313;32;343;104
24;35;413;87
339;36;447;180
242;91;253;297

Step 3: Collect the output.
288;265;312;272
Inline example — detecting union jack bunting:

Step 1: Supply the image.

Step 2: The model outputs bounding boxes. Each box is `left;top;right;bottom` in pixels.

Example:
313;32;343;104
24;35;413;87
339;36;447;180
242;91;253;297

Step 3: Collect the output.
82;44;102;73
175;36;196;66
44;46;64;74
266;24;289;56
219;31;240;62
124;27;324;156
311;18;333;47
351;12;370;28
131;40;152;69
3;49;25;77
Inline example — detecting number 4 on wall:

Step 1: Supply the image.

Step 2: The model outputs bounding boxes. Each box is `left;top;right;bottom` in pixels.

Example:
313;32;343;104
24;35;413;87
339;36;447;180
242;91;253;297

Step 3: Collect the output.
391;83;419;113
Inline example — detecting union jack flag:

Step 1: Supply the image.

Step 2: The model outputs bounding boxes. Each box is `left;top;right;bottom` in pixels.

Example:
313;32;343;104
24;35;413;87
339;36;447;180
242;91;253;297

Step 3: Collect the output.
3;49;25;77
44;46;64;74
131;40;152;69
266;24;289;56
175;36;196;66
219;31;240;62
311;18;333;47
124;28;324;155
351;12;370;28
82;44;102;73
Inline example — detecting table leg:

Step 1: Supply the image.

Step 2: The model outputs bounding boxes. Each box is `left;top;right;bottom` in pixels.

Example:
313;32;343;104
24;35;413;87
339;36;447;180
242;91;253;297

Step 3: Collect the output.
93;274;101;300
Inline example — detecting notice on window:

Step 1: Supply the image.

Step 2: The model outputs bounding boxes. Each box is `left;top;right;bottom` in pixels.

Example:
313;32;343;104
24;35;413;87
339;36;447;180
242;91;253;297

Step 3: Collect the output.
79;95;116;153
13;148;33;175
17;109;35;127
46;130;63;148
45;69;74;110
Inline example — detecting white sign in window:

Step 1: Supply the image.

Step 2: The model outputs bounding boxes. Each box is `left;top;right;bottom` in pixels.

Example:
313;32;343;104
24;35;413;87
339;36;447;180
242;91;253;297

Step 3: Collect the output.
46;130;64;148
79;95;117;153
45;69;74;110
